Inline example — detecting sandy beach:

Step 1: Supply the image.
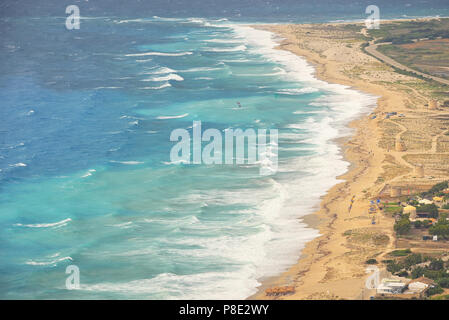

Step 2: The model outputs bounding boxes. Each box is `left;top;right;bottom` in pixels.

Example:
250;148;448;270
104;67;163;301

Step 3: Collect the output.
251;20;449;300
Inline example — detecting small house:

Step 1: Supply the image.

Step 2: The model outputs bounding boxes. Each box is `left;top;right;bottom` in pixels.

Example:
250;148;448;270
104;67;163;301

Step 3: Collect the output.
403;205;417;219
419;199;433;205
407;277;436;294
376;278;407;295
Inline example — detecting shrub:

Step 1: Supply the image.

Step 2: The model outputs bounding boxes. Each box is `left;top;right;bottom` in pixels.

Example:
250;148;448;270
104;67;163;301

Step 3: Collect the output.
387;261;403;274
421;220;433;228
411;266;426;279
429;259;444;271
404;254;423;269
424;269;446;280
438;278;449;288
397;270;409;277
366;259;378;264
394;217;411;235
390;249;412;257
427;285;444;296
416;204;439;219
430;181;448;194
429;216;449;239
422;181;448;197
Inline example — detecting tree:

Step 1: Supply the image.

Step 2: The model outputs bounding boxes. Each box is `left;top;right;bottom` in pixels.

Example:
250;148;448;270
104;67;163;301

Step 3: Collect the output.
427;285;444;296
417;204;439;219
429;213;449;239
404;254;423;269
414;220;423;229
429;259;444;271
438;278;449;288
411;266;426;279
394;217;411;235
422;181;448;197
397;270;409;278
387;261;403;274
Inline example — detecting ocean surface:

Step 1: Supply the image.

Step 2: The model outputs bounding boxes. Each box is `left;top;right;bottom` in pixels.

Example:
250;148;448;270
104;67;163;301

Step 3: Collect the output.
0;1;447;299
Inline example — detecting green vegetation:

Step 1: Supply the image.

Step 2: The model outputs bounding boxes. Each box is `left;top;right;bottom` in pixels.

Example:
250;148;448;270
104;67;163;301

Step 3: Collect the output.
416;204;439;219
386;253;428;274
394;215;411;235
397;270;409;278
368;19;449;44
431;294;449;300
385;205;402;212
389;249;412;257
382;246;449;298
422;181;448;197
367;19;449;81
429;213;449;240
438;278;449;288
427;286;444;297
366;258;378;264
413;220;433;229
408;258;449;294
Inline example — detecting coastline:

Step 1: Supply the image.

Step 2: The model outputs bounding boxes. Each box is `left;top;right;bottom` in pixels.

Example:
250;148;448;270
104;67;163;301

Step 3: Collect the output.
249;21;430;299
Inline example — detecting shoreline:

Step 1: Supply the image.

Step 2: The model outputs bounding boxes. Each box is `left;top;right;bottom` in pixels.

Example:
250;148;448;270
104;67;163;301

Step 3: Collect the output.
249;21;422;299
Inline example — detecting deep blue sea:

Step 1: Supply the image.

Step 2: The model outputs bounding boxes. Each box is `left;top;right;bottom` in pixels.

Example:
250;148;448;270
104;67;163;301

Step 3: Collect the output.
0;0;448;299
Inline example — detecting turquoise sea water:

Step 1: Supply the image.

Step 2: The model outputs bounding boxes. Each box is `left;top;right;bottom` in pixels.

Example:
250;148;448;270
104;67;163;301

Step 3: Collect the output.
1;1;447;299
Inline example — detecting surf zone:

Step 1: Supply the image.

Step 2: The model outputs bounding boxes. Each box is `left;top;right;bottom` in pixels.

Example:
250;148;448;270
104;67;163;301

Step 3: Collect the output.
169;121;278;175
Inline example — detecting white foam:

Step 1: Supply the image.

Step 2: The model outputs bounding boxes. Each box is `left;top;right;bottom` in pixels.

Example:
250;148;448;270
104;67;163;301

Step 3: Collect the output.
107;221;133;229
141;74;184;82
139;83;172;90
203;24;377;297
9;162;27;167
79;270;258;299
179;66;222;72
162;159;190;165
125;51;193;57
81;169;96;178
153;67;177;73
221;58;252;63
203;38;242;44
277;87;319;95
204;45;247;52
70;21;378;301
15;218;72;228
109;161;144;165
156;113;189;120
26;256;73;266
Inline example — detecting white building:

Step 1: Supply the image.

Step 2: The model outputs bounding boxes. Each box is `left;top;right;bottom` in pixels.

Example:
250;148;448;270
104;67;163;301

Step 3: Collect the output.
407;277;435;294
376;279;407;294
419;199;433;205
